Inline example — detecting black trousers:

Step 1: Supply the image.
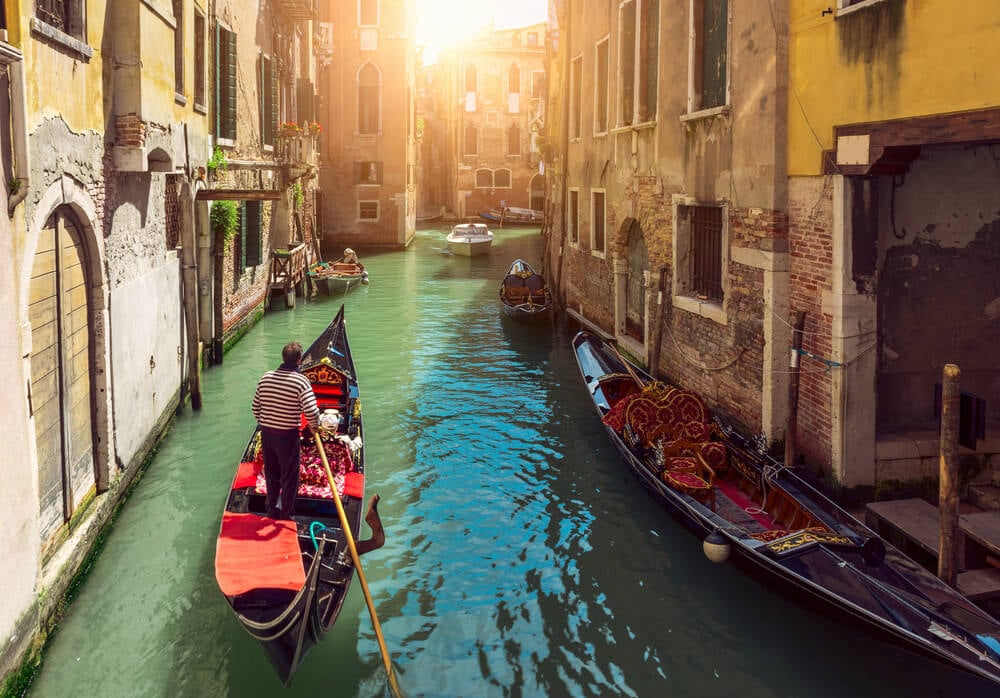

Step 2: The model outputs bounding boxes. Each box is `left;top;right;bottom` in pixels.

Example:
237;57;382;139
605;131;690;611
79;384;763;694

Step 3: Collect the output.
260;426;301;519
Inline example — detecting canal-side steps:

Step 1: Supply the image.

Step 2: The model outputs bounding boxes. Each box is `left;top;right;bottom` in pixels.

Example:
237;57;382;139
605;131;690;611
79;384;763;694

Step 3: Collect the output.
865;489;1000;613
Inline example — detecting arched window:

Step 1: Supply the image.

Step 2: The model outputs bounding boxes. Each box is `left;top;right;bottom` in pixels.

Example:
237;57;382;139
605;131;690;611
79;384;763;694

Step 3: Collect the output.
494;169;512;188
475;168;493;188
625;219;649;341
508;64;520;94
529;174;545;211
464;123;478;155
507;124;521;155
358;62;380;135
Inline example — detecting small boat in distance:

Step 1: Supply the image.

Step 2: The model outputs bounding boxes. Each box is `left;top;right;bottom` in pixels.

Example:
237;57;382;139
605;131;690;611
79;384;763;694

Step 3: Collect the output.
446;222;494;256
498;259;552;322
572;330;1000;689
478;206;543;227
214;305;385;685
308;248;369;296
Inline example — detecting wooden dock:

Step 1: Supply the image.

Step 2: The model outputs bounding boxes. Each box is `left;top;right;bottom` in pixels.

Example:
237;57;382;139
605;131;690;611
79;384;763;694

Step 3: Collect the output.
866;498;1000;602
268;242;312;308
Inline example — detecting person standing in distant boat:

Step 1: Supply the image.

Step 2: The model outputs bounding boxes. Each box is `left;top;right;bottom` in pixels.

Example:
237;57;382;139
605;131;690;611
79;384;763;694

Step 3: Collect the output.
252;342;320;520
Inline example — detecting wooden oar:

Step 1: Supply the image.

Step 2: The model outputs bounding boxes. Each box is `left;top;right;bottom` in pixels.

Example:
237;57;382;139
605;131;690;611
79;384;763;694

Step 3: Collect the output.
609;340;644;388
313;431;402;698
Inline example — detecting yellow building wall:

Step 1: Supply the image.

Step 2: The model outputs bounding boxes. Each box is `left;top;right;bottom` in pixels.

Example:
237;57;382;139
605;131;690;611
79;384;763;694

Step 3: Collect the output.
789;0;1000;176
19;0;109;132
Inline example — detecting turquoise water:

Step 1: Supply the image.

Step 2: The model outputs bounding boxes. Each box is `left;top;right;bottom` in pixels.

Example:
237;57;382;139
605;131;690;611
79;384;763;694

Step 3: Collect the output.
26;227;995;697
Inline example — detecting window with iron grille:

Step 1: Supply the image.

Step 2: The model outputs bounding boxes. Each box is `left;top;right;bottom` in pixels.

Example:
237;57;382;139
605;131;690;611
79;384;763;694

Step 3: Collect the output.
568;189;579;245
37;0;86;41
689;205;723;301
194;11;206;108
592;190;606;254
215;22;237;141
359;200;379;220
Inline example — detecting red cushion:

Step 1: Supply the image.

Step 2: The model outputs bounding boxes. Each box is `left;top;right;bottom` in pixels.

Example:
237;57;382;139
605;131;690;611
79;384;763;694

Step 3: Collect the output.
232;460;261;489
215;513;305;596
663;470;711;491
343;471;364;498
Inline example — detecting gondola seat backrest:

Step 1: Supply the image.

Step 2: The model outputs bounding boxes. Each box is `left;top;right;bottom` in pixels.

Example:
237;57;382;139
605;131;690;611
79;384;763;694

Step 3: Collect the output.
503;274;529;302
302;360;348;409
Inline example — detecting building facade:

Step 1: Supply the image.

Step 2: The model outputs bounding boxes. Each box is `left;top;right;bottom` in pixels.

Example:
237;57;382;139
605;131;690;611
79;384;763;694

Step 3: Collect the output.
317;0;417;251
420;22;547;221
788;0;1000;486
543;0;791;446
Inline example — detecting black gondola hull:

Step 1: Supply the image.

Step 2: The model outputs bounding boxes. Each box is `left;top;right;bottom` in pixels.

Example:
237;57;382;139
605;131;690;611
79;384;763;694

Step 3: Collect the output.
572;330;1000;687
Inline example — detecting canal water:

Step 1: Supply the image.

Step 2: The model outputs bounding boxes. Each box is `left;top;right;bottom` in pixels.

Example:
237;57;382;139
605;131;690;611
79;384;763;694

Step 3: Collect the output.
27;227;995;698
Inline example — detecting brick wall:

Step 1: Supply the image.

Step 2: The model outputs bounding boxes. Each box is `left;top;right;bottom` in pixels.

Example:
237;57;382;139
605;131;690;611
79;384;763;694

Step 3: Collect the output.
788;176;835;469
115;113;146;148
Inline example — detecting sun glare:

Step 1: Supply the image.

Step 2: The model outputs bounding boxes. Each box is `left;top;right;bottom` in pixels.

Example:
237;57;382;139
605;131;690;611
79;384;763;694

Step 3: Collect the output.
416;0;547;60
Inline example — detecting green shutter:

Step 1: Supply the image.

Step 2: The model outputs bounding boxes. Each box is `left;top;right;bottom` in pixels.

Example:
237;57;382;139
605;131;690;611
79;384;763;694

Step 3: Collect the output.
225;29;237;140
245;202;262;266
239;202;247;270
270;61;279;144
214;22;221;136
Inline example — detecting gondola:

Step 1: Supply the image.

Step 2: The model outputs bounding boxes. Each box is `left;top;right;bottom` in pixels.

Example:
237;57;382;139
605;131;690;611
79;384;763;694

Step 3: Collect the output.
214;305;385;686
572;330;1000;688
308;248;369;297
498;259;552;322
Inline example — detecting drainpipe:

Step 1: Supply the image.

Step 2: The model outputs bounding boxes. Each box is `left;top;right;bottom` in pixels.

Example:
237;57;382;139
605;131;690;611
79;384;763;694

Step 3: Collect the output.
4;49;28;216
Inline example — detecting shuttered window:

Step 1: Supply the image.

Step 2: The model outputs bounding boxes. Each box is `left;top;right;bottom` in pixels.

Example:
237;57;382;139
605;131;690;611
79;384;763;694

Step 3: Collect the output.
692;0;728;111
194;11;206;108
358;63;380;135
260;55;277;147
244;201;263;267
37;0;86;40
215;22;237;141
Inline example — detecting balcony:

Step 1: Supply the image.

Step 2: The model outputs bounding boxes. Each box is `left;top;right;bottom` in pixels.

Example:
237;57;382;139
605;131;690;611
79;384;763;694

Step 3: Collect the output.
275;0;318;21
277;132;318;177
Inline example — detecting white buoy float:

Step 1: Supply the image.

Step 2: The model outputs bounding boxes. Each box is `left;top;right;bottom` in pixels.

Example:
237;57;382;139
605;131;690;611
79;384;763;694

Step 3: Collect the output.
703;530;731;563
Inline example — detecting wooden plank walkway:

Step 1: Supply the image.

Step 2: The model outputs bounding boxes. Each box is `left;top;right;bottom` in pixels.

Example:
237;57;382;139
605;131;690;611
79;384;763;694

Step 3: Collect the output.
865;498;1000;601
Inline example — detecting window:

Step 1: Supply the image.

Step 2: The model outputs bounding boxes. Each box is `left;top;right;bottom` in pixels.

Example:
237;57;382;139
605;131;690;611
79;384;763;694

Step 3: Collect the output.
591;190;605;254
215;22;237;142
675;204;725;303
358;62;380;135
465;64;477;111
507;124;521;155
475;169;493;188
359;0;378;26
625;220;649;341
36;0;86;41
689;0;728;113
464;123;478;155
619;0;658;126
531;70;545;99
194;11;206;108
355;161;383;185
260;54;277;147
570;55;582;139
568;189;580;245
358;200;379;220
507;64;520;95
594;38;609;133
173;0;184;96
526;32;538;47
243;201;263;268
494;169;511;188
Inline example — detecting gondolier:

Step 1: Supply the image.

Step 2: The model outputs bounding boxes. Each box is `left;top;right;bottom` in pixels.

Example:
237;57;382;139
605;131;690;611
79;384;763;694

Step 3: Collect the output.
252;341;321;520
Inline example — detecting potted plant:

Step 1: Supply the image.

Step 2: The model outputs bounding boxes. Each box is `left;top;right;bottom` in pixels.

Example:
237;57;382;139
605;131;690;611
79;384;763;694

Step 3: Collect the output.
279;121;302;138
308;122;322;136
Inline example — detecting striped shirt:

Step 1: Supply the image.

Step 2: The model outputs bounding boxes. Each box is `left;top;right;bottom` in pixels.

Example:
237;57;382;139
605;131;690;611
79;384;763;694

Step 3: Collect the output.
252;367;320;431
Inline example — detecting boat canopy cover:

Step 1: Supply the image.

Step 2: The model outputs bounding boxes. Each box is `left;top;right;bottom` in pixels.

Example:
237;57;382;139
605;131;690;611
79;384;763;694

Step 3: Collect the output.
215;512;307;596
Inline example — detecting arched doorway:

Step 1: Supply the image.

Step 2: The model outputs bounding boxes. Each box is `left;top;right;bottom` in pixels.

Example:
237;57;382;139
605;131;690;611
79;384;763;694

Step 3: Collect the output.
29;206;97;556
625;219;648;342
529;173;544;212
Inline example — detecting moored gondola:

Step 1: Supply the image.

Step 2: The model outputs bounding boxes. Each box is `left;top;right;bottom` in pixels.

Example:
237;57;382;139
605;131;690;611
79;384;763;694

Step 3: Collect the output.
498;259;552;322
572;329;1000;688
214;305;385;686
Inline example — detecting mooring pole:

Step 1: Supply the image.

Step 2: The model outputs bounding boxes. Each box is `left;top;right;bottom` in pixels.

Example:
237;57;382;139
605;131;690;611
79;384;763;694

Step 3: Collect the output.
938;363;961;586
784;311;806;468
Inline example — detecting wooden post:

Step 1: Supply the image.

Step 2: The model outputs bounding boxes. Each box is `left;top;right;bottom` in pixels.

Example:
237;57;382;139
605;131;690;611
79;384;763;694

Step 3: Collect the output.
179;181;202;409
784;311;806;468
938;363;961;586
